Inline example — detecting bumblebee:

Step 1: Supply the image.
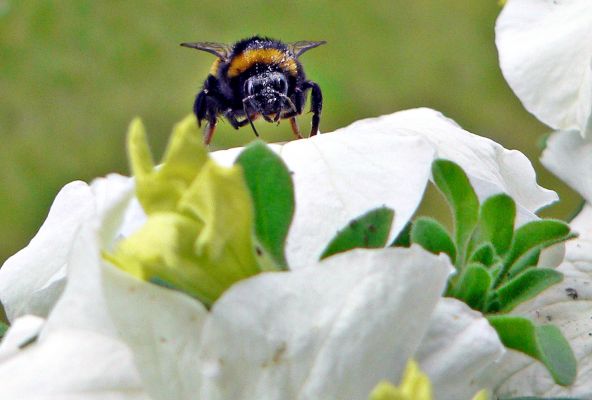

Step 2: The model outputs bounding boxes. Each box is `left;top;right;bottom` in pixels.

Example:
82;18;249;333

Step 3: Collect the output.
181;36;325;144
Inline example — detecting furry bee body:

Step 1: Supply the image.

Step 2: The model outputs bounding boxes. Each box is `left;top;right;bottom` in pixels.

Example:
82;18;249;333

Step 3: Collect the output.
181;36;325;144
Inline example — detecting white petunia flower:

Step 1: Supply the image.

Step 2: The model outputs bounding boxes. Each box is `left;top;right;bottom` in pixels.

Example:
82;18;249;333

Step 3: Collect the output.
0;108;553;399
0;183;499;399
0;108;555;320
496;0;592;136
1;219;502;400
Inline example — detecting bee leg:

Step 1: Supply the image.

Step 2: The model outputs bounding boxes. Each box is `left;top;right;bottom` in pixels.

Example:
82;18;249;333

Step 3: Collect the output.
203;118;217;145
193;90;208;128
303;81;322;137
289;117;302;139
224;110;250;130
292;88;305;114
194;87;227;145
279;109;303;139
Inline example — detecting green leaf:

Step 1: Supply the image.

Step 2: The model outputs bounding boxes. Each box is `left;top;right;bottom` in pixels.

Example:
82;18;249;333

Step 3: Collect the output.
507;248;540;278
410;217;456;261
475;193;515;255
490;268;563;313
451;263;492;310
496;220;574;287
487;316;576;386
469;242;496;267
391;221;412;248
536;325;578;386
431;159;479;266
236;141;295;269
505;220;572;270
320;207;394;260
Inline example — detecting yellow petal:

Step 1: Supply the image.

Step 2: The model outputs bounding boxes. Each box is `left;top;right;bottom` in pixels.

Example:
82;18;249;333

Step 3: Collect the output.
471;389;489;400
127;115;208;214
180;160;260;279
112;116;262;306
368;360;432;400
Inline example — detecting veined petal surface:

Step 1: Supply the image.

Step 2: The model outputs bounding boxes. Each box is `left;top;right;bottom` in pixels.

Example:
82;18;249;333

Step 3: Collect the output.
198;246;452;400
214;108;555;269
496;0;592;136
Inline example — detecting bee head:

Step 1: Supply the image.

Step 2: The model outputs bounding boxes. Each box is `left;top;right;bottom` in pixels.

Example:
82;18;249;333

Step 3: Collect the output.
243;72;289;116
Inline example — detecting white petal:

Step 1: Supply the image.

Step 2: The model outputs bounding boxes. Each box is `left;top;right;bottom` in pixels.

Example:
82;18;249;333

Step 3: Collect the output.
0;315;44;357
88;173;137;249
415;298;505;400
566;203;592;263
0;181;94;321
199;246;452;400
496;0;592;136
102;263;208;400
541;129;592;203
213;130;434;271
280;117;434;269
493;260;592;398
43;178;134;337
359;108;557;219
0;326;148;400
214;109;554;269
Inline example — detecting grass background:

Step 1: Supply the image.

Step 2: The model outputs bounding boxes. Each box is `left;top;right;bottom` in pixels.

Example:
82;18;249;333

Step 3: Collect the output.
0;0;580;264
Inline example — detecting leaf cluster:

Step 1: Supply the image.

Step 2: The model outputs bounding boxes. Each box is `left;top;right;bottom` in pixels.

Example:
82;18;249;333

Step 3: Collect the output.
403;160;576;386
319;159;577;386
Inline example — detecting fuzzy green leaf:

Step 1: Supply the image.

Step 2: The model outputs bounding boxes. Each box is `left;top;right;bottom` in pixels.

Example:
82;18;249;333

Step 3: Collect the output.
410;217;456;262
469;242;496;267
452;263;492;310
236;141;295;269
431;159;479;266
507;248;541;279
475;193;515;255
487;316;576;386
320;207;394;260
505;220;572;270
495;220;573;287
491;268;563;313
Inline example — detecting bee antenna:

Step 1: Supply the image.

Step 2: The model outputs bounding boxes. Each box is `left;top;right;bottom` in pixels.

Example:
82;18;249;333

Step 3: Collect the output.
242;98;259;137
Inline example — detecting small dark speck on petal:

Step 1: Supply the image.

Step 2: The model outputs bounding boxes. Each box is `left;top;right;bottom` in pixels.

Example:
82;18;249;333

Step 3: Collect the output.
566;288;578;300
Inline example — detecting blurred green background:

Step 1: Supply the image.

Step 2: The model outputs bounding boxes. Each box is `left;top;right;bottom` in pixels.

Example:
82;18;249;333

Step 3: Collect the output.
0;0;580;264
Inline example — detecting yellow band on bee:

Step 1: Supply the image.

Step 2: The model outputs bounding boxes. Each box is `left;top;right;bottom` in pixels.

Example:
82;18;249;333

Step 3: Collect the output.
209;58;221;76
227;49;298;78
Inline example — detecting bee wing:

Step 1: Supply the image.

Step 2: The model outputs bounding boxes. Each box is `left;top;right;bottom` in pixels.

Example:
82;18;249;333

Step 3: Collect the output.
288;40;327;57
180;42;232;60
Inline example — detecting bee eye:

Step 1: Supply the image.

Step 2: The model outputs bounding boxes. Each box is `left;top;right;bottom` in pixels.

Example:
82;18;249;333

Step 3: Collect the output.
246;79;265;96
246;80;254;96
275;75;288;94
